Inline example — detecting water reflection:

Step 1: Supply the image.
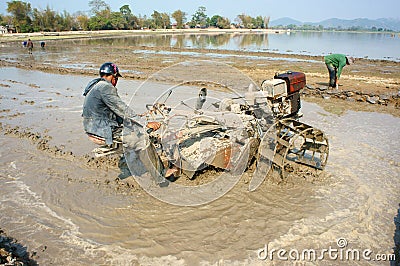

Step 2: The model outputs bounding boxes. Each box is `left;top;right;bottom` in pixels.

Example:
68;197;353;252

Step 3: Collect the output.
83;33;268;51
236;33;269;48
1;32;398;61
171;34;185;48
51;31;400;60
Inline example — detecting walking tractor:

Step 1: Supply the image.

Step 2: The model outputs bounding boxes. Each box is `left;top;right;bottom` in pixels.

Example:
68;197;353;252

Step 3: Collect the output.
90;63;329;183
138;70;329;180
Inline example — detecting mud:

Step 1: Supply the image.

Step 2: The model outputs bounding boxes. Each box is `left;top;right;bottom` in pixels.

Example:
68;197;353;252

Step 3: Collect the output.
0;34;399;265
0;33;399;117
0;123;141;180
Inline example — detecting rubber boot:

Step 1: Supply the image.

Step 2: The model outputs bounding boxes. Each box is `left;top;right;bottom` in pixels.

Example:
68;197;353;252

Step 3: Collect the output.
138;144;169;187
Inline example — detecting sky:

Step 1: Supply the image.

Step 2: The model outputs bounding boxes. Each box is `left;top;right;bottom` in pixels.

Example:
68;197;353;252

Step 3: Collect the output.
1;0;399;22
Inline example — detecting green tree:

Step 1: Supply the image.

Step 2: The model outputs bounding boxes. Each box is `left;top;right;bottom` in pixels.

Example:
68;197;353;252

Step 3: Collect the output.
87;0;119;30
60;10;74;31
236;14;269;29
109;11;125;30
120;4;132;17
32;8;44;31
218;17;231;29
171;9;186;29
209;15;221;27
1;14;14;29
127;15;140;30
209;15;230;29
88;8;112;30
149;11;170;29
119;4;138;29
136;14;149;29
190;6;208;28
6;0;33;32
160;12;171;29
75;11;89;30
88;0;109;16
151;10;162;29
237;14;252;29
42;6;56;31
253;16;264;28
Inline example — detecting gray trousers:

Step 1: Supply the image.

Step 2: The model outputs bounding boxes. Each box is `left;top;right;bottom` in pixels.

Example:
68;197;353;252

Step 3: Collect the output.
122;127;165;184
325;63;337;87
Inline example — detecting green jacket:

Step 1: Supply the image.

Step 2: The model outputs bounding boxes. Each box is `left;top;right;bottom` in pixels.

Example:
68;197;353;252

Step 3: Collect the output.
324;54;347;78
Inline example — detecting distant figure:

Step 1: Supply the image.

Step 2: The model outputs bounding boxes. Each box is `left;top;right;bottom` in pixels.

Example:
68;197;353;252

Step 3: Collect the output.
40;41;45;48
324;54;354;89
26;39;33;54
22;41;27;47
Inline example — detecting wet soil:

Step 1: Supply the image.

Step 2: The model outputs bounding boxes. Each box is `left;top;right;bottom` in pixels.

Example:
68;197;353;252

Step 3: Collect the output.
0;31;399;117
0;32;399;265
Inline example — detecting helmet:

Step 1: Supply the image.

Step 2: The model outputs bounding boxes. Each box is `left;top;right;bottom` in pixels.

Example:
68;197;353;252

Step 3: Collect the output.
99;62;122;77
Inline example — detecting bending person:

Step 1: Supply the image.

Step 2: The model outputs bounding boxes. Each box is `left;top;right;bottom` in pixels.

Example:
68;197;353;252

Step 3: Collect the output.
324;54;354;88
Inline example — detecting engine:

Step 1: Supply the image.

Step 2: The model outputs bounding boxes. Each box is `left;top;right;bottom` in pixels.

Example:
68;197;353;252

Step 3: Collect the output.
260;71;306;118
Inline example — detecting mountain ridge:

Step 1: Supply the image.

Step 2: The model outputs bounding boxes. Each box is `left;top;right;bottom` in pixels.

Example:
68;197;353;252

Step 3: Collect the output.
270;17;400;31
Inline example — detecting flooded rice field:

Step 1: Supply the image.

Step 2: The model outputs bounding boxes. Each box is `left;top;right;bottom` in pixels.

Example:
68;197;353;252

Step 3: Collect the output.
0;67;399;265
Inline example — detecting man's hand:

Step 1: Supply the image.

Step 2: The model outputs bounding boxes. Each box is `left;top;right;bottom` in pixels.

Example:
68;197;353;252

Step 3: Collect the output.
147;121;161;131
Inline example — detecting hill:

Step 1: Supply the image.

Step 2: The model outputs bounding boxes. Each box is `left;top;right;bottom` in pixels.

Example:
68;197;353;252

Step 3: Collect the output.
269;17;303;27
270;17;400;31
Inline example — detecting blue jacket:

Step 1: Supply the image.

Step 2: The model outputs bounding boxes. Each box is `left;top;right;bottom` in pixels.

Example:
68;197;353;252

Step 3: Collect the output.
82;78;140;145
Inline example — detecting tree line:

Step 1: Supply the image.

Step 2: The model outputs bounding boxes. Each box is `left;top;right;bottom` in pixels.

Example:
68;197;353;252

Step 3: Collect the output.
0;0;270;33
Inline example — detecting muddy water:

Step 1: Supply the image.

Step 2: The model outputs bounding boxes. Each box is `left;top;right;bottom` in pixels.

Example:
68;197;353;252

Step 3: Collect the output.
0;67;399;265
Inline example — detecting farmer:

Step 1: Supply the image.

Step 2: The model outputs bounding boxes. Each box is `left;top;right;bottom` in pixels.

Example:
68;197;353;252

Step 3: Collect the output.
324;54;354;88
82;62;171;185
26;39;33;54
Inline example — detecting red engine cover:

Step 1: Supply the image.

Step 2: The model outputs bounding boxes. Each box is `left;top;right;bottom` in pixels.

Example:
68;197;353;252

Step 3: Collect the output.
274;71;306;94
